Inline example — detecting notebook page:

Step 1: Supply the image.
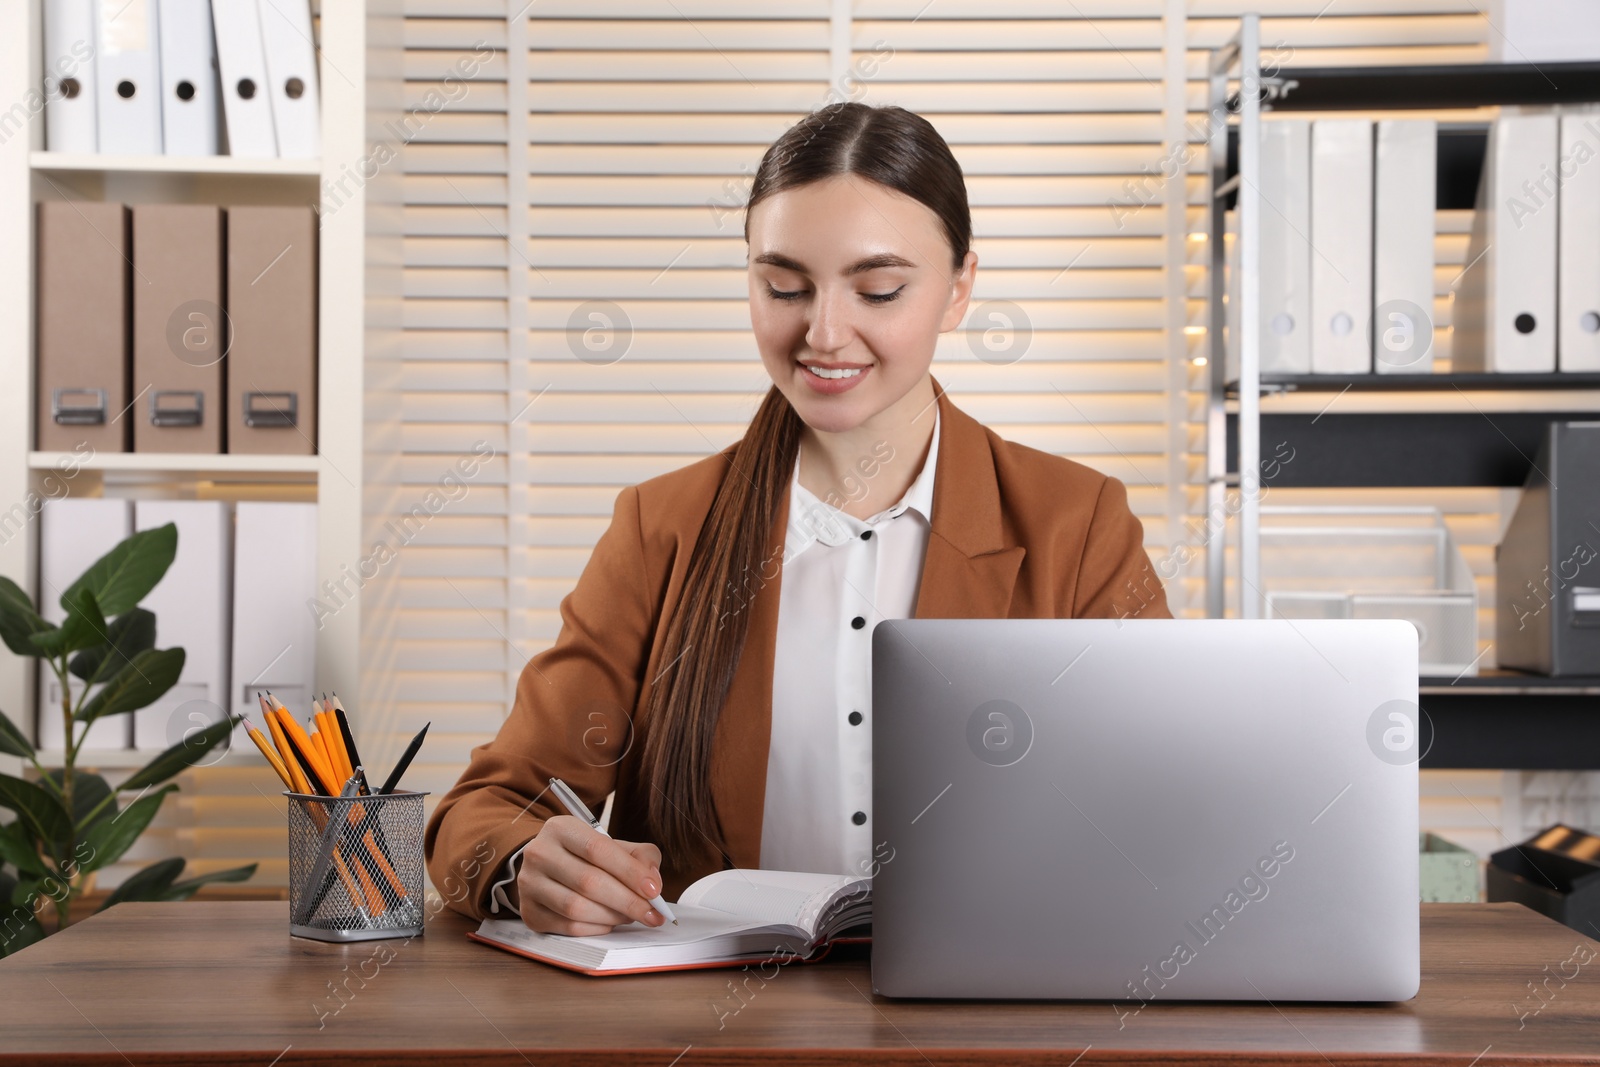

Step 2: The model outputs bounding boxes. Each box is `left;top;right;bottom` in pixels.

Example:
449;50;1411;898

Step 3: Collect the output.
678;869;865;930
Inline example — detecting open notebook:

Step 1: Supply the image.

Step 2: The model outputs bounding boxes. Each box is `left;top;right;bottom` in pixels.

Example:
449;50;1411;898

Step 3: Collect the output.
469;868;872;976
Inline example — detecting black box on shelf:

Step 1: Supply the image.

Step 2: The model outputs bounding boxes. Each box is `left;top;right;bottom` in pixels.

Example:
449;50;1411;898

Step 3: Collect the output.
1495;421;1600;675
1487;824;1600;935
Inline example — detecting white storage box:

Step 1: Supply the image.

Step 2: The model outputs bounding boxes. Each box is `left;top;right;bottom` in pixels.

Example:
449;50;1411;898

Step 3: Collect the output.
1261;506;1479;676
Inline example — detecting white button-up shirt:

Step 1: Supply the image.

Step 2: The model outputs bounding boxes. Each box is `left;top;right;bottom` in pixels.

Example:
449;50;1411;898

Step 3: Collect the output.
488;407;940;913
759;405;939;878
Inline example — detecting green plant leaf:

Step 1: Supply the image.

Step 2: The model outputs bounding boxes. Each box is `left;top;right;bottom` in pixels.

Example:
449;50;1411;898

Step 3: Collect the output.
69;609;156;684
75;647;186;724
0;708;34;760
29;588;107;658
0;873;47;959
0;819;46;877
0;576;53;659
96;856;184;911
161;862;257;901
118;716;234;793
61;523;177;619
0;774;71;846
77;784;175;875
41;770;116;835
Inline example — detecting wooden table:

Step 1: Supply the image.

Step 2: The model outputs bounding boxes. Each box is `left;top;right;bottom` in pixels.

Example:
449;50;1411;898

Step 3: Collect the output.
1;901;1597;1065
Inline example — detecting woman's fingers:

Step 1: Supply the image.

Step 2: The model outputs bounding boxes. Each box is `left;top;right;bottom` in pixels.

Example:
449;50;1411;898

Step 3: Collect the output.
516;817;666;936
614;838;663;879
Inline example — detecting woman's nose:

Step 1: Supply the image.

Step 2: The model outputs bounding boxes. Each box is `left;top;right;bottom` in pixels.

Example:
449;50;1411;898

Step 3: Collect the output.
805;288;856;354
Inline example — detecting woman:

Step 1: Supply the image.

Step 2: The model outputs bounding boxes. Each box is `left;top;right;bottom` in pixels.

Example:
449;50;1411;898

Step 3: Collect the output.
424;101;1171;935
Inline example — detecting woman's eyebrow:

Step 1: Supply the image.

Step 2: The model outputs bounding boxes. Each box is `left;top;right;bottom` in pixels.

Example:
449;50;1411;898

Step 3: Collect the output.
752;251;917;276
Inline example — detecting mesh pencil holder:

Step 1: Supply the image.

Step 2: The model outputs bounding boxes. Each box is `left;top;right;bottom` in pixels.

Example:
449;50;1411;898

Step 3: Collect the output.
286;790;429;942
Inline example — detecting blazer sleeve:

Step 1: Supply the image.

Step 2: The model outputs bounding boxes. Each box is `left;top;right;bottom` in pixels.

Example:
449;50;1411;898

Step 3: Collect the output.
424;484;658;920
1071;474;1173;620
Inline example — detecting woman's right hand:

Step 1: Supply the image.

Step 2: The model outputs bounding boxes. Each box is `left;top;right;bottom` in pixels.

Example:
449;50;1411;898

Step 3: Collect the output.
513;814;668;936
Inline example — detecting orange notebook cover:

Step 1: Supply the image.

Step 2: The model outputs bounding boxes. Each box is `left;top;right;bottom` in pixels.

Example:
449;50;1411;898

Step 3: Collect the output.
469;869;871;977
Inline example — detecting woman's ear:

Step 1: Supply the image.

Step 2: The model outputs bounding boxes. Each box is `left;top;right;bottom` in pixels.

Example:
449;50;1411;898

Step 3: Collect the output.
938;250;979;333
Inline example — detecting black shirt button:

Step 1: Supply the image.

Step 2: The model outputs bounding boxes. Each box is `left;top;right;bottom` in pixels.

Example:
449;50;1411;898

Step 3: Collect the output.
860;530;872;540
851;616;866;629
852;811;867;825
848;710;863;726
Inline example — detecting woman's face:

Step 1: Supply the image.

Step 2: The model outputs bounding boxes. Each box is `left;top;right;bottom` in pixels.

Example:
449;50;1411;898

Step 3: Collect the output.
746;174;977;435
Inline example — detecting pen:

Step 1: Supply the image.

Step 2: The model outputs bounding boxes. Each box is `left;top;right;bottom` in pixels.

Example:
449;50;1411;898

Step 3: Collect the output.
548;776;677;927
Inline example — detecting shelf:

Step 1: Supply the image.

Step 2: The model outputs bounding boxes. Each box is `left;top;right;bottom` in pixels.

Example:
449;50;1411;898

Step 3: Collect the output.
1227;373;1600;397
29;151;320;177
1227;410;1598;487
28;451;319;475
1419;671;1600;771
1263;60;1600;111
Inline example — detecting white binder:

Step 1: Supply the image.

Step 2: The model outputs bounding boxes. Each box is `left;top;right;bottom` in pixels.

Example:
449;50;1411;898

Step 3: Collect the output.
1559;113;1600;372
1373;119;1437;375
1259;119;1312;374
43;0;99;153
230;502;317;742
1454;115;1559;372
257;0;320;160
1310;119;1373;374
132;501;232;751
209;0;277;157
93;0;163;154
156;0;221;156
37;499;133;753
1488;0;1600;63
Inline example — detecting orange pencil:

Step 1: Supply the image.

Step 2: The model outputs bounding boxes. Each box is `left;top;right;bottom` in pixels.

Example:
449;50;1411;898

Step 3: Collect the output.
273;697;407;913
272;701;338;794
259;698;310;794
242;716;292;788
318;708;353;782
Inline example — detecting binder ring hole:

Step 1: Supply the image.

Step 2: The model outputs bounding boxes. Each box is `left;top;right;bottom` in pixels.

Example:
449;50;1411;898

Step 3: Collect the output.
176;80;195;102
285;77;305;100
1582;312;1600;335
237;78;257;100
1514;312;1537;335
60;77;80;99
1270;313;1295;337
1330;312;1353;337
116;80;136;99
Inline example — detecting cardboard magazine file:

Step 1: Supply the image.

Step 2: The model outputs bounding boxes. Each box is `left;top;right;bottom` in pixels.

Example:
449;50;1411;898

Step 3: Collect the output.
36;201;130;454
226;205;316;455
132;204;225;453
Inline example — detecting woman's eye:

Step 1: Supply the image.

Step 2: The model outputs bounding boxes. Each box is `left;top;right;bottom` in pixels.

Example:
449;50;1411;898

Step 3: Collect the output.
765;283;803;301
863;285;905;304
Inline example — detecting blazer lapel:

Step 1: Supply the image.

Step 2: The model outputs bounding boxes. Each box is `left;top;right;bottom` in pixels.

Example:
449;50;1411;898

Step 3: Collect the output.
708;376;1025;871
912;377;1026;620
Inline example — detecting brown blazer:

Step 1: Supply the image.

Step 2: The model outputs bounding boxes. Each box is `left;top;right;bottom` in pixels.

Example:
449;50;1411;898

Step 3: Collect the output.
424;377;1173;918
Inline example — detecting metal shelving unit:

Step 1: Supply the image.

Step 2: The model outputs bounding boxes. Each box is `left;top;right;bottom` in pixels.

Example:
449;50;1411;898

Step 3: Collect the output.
1204;16;1600;769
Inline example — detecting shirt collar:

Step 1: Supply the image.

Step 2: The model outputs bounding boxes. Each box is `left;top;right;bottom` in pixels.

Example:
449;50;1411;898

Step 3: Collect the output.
788;404;940;549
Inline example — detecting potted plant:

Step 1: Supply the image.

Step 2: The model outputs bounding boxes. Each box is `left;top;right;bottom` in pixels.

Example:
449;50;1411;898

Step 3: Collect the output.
0;522;255;957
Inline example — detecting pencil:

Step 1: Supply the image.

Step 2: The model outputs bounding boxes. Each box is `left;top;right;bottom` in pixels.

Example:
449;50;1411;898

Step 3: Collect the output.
296;709;408;907
379;722;429;795
320;708;354;783
333;705;368;794
274;701;339;794
260;703;373;917
242;715;292;789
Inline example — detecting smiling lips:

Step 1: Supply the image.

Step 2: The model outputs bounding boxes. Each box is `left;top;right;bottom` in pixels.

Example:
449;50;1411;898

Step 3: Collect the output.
798;360;871;393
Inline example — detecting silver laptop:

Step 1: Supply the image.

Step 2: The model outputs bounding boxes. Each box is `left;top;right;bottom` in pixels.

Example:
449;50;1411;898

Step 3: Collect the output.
869;619;1420;1001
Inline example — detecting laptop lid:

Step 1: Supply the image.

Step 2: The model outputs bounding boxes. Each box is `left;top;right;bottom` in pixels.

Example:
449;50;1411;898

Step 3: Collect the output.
869;619;1421;1002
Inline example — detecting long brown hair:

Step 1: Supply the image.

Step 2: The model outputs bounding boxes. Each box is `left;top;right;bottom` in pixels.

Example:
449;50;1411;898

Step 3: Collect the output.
637;101;973;867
